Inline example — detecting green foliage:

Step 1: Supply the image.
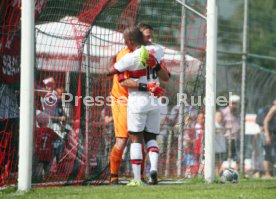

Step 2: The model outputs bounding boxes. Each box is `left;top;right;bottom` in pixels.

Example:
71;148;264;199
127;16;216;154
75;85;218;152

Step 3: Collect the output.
218;0;276;70
137;0;182;47
247;1;276;69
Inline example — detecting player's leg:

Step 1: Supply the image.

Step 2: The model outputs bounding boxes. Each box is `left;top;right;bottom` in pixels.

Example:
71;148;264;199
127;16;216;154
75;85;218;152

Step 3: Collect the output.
144;108;160;185
110;137;127;183
141;143;146;182
144;132;159;184
127;111;146;186
128;132;144;185
109;100;128;184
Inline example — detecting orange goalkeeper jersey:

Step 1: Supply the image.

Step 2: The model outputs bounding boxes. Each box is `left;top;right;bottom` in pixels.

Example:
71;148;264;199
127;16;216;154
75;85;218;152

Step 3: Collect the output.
111;48;131;99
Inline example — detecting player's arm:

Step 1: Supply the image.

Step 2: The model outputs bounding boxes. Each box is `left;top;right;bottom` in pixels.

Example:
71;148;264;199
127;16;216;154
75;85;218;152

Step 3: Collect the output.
106;55;118;76
107;52;135;76
115;53;164;96
112;53;141;88
120;78;164;97
120;78;139;89
147;54;170;82
158;62;171;82
119;78;165;95
263;105;276;144
106;67;119;76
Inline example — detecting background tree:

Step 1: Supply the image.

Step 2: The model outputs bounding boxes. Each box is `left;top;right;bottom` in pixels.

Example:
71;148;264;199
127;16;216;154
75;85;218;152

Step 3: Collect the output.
218;0;276;70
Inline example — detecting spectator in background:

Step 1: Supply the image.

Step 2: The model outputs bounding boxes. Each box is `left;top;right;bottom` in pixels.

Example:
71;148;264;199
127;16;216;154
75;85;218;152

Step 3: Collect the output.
157;98;169;154
182;115;196;178
41;77;66;123
222;95;240;164
262;99;276;179
193;112;204;176
101;106;114;157
39;78;68;169
167;94;198;177
56;87;66;121
41;77;66;138
33;111;59;181
56;87;73;137
168;93;198;130
214;110;227;175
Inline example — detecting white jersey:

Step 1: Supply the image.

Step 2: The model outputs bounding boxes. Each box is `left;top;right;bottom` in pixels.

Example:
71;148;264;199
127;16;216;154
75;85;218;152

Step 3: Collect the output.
147;43;164;63
114;45;163;113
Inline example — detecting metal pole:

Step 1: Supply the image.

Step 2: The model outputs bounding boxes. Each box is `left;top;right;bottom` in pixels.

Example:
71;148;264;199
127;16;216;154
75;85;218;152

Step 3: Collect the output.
18;0;34;192
85;33;91;177
65;72;70;94
175;0;207;20
248;53;276;61
240;0;248;174
177;0;186;177
204;0;217;183
165;130;173;177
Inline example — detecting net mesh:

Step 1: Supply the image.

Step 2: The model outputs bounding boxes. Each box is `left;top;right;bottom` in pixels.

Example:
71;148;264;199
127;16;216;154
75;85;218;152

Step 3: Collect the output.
0;0;209;187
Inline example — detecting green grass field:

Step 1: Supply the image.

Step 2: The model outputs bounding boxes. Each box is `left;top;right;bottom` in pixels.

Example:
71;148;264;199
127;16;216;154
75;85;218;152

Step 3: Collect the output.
1;179;276;199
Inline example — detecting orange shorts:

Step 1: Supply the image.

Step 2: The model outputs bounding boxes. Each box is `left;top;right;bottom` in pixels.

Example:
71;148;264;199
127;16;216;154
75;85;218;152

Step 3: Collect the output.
111;97;128;138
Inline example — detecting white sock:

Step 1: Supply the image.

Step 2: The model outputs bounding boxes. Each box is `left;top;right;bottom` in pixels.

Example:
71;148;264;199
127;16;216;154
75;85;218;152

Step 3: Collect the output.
130;143;142;182
146;140;159;172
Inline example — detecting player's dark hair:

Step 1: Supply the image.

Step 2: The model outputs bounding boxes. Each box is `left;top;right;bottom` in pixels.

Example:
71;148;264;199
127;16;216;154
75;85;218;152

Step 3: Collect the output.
137;23;153;32
123;26;145;47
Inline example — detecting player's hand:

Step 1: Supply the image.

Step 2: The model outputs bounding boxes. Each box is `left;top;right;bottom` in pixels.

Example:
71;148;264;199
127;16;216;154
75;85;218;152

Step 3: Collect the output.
146;54;158;69
147;82;165;97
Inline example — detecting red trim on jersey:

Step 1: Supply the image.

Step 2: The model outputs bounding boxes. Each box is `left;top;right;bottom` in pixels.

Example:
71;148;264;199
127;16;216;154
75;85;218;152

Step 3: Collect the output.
128;69;147;78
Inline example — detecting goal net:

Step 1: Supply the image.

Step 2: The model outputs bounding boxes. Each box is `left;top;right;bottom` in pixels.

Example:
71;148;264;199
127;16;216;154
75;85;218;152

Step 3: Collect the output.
0;0;207;187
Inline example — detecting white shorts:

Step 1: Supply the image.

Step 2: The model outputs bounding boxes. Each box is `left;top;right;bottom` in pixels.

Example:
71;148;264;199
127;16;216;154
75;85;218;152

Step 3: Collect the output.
127;108;160;134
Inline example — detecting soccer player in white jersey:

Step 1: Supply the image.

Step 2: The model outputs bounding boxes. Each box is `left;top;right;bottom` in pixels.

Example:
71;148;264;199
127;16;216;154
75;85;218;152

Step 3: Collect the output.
137;23;171;77
113;26;169;186
137;23;171;184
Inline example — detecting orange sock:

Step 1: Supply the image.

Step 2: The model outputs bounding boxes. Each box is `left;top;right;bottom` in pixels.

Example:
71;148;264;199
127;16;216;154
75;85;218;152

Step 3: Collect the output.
110;145;124;182
141;144;146;179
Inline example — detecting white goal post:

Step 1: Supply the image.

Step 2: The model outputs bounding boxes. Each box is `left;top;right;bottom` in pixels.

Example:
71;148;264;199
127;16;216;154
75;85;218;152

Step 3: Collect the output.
176;0;217;182
205;0;217;183
18;0;35;192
